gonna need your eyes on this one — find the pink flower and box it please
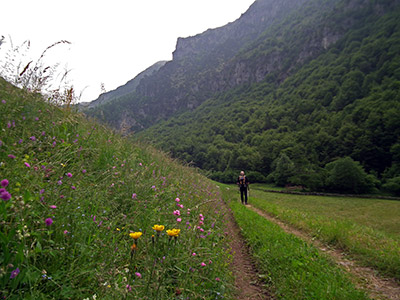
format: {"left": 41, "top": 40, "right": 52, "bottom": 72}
{"left": 71, "top": 186, "right": 76, "bottom": 190}
{"left": 10, "top": 268, "right": 20, "bottom": 279}
{"left": 1, "top": 190, "right": 11, "bottom": 201}
{"left": 45, "top": 218, "right": 53, "bottom": 226}
{"left": 64, "top": 230, "right": 69, "bottom": 235}
{"left": 176, "top": 218, "right": 182, "bottom": 223}
{"left": 1, "top": 179, "right": 9, "bottom": 187}
{"left": 49, "top": 205, "right": 57, "bottom": 209}
{"left": 67, "top": 173, "right": 72, "bottom": 178}
{"left": 126, "top": 284, "right": 132, "bottom": 292}
{"left": 175, "top": 197, "right": 180, "bottom": 202}
{"left": 135, "top": 272, "right": 142, "bottom": 278}
{"left": 173, "top": 210, "right": 181, "bottom": 216}
{"left": 201, "top": 262, "right": 206, "bottom": 267}
{"left": 192, "top": 252, "right": 196, "bottom": 256}
{"left": 7, "top": 154, "right": 16, "bottom": 159}
{"left": 24, "top": 162, "right": 31, "bottom": 168}
{"left": 215, "top": 277, "right": 221, "bottom": 281}
{"left": 82, "top": 169, "right": 87, "bottom": 174}
{"left": 132, "top": 193, "right": 137, "bottom": 199}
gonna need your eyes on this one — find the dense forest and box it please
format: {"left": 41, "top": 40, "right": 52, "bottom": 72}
{"left": 140, "top": 5, "right": 400, "bottom": 194}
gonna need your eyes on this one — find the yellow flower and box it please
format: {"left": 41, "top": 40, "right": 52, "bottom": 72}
{"left": 166, "top": 229, "right": 181, "bottom": 237}
{"left": 129, "top": 232, "right": 143, "bottom": 240}
{"left": 152, "top": 224, "right": 165, "bottom": 232}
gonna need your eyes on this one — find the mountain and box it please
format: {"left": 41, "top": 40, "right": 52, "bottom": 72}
{"left": 85, "top": 0, "right": 400, "bottom": 193}
{"left": 85, "top": 60, "right": 167, "bottom": 109}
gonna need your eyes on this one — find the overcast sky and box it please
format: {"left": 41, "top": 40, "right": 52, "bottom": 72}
{"left": 1, "top": 0, "right": 255, "bottom": 102}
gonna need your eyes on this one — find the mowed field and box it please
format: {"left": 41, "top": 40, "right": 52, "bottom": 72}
{"left": 248, "top": 184, "right": 400, "bottom": 279}
{"left": 251, "top": 184, "right": 400, "bottom": 236}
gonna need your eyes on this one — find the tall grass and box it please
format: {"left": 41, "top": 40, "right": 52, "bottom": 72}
{"left": 249, "top": 187, "right": 400, "bottom": 280}
{"left": 220, "top": 185, "right": 369, "bottom": 300}
{"left": 0, "top": 78, "right": 233, "bottom": 299}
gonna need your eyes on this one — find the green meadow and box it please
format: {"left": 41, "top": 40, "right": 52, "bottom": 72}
{"left": 248, "top": 185, "right": 400, "bottom": 279}
{"left": 220, "top": 184, "right": 370, "bottom": 300}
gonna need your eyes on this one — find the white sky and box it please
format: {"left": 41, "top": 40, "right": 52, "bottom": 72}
{"left": 0, "top": 0, "right": 255, "bottom": 102}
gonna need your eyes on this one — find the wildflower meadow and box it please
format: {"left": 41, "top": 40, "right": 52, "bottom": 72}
{"left": 0, "top": 77, "right": 233, "bottom": 299}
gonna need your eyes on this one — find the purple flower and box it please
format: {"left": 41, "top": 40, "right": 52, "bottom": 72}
{"left": 8, "top": 154, "right": 16, "bottom": 159}
{"left": 1, "top": 190, "right": 11, "bottom": 201}
{"left": 1, "top": 179, "right": 9, "bottom": 187}
{"left": 40, "top": 189, "right": 45, "bottom": 194}
{"left": 82, "top": 169, "right": 87, "bottom": 174}
{"left": 30, "top": 136, "right": 36, "bottom": 141}
{"left": 18, "top": 139, "right": 23, "bottom": 144}
{"left": 71, "top": 186, "right": 76, "bottom": 190}
{"left": 10, "top": 268, "right": 20, "bottom": 279}
{"left": 24, "top": 162, "right": 31, "bottom": 168}
{"left": 45, "top": 218, "right": 53, "bottom": 226}
{"left": 1, "top": 100, "right": 6, "bottom": 104}
{"left": 57, "top": 180, "right": 62, "bottom": 185}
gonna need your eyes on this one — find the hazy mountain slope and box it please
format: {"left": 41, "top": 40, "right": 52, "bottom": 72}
{"left": 86, "top": 60, "right": 167, "bottom": 109}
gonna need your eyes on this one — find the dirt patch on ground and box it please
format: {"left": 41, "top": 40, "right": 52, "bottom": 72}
{"left": 247, "top": 204, "right": 400, "bottom": 300}
{"left": 224, "top": 205, "right": 273, "bottom": 299}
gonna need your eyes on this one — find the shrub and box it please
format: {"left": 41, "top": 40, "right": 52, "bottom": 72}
{"left": 324, "top": 157, "right": 378, "bottom": 194}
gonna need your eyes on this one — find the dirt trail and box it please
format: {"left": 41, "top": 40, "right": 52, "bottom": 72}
{"left": 224, "top": 206, "right": 273, "bottom": 299}
{"left": 246, "top": 204, "right": 400, "bottom": 300}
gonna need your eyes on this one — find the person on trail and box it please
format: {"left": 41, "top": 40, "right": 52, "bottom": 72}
{"left": 237, "top": 171, "right": 249, "bottom": 205}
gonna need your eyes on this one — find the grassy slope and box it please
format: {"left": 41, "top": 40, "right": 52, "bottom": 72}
{"left": 0, "top": 78, "right": 233, "bottom": 299}
{"left": 249, "top": 186, "right": 400, "bottom": 279}
{"left": 220, "top": 184, "right": 369, "bottom": 300}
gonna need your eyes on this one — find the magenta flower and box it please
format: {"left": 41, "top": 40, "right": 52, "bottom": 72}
{"left": 192, "top": 252, "right": 196, "bottom": 256}
{"left": 10, "top": 268, "right": 20, "bottom": 279}
{"left": 1, "top": 190, "right": 11, "bottom": 201}
{"left": 45, "top": 218, "right": 53, "bottom": 226}
{"left": 57, "top": 180, "right": 62, "bottom": 185}
{"left": 177, "top": 218, "right": 182, "bottom": 223}
{"left": 24, "top": 162, "right": 31, "bottom": 168}
{"left": 1, "top": 179, "right": 9, "bottom": 187}
{"left": 201, "top": 262, "right": 206, "bottom": 267}
{"left": 66, "top": 173, "right": 72, "bottom": 178}
{"left": 71, "top": 186, "right": 76, "bottom": 190}
{"left": 135, "top": 272, "right": 142, "bottom": 278}
{"left": 49, "top": 205, "right": 57, "bottom": 209}
{"left": 126, "top": 284, "right": 132, "bottom": 292}
{"left": 215, "top": 277, "right": 221, "bottom": 282}
{"left": 64, "top": 230, "right": 69, "bottom": 235}
{"left": 173, "top": 210, "right": 181, "bottom": 216}
{"left": 82, "top": 169, "right": 87, "bottom": 174}
{"left": 132, "top": 193, "right": 137, "bottom": 199}
{"left": 8, "top": 154, "right": 16, "bottom": 159}
{"left": 175, "top": 197, "right": 180, "bottom": 202}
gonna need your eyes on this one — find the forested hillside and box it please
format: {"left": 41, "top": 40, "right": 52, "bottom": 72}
{"left": 85, "top": 0, "right": 400, "bottom": 194}
{"left": 140, "top": 2, "right": 400, "bottom": 193}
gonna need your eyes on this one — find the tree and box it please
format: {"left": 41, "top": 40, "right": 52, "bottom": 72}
{"left": 324, "top": 157, "right": 377, "bottom": 194}
{"left": 268, "top": 153, "right": 296, "bottom": 186}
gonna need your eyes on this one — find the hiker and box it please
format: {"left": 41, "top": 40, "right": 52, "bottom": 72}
{"left": 237, "top": 171, "right": 249, "bottom": 205}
